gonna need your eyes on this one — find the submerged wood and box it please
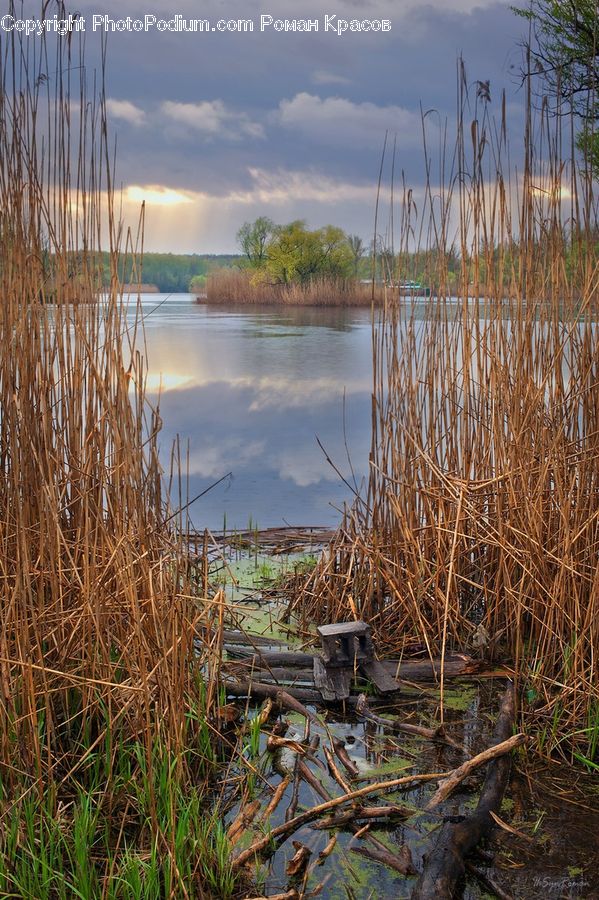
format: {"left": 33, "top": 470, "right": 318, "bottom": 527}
{"left": 232, "top": 771, "right": 444, "bottom": 868}
{"left": 355, "top": 693, "right": 462, "bottom": 749}
{"left": 352, "top": 842, "right": 416, "bottom": 876}
{"left": 312, "top": 805, "right": 413, "bottom": 829}
{"left": 332, "top": 737, "right": 360, "bottom": 778}
{"left": 411, "top": 684, "right": 518, "bottom": 899}
{"left": 466, "top": 862, "right": 515, "bottom": 900}
{"left": 424, "top": 733, "right": 525, "bottom": 809}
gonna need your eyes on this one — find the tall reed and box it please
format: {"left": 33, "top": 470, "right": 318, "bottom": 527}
{"left": 295, "top": 62, "right": 599, "bottom": 761}
{"left": 0, "top": 4, "right": 236, "bottom": 894}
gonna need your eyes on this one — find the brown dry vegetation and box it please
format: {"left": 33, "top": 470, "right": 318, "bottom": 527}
{"left": 0, "top": 10, "right": 237, "bottom": 898}
{"left": 206, "top": 268, "right": 382, "bottom": 306}
{"left": 291, "top": 67, "right": 599, "bottom": 763}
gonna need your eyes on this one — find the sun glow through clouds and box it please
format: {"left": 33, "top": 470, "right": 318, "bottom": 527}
{"left": 126, "top": 185, "right": 193, "bottom": 206}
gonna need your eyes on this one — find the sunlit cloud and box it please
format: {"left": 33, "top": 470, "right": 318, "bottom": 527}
{"left": 278, "top": 93, "right": 426, "bottom": 148}
{"left": 126, "top": 185, "right": 194, "bottom": 206}
{"left": 116, "top": 168, "right": 378, "bottom": 251}
{"left": 106, "top": 98, "right": 146, "bottom": 126}
{"left": 161, "top": 99, "right": 265, "bottom": 141}
{"left": 232, "top": 168, "right": 376, "bottom": 205}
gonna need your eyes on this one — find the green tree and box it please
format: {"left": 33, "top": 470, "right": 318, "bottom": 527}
{"left": 513, "top": 1, "right": 598, "bottom": 174}
{"left": 237, "top": 217, "right": 275, "bottom": 267}
{"left": 264, "top": 221, "right": 353, "bottom": 285}
{"left": 347, "top": 234, "right": 365, "bottom": 276}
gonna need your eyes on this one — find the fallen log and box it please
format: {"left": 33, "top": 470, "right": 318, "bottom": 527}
{"left": 424, "top": 732, "right": 525, "bottom": 809}
{"left": 225, "top": 648, "right": 481, "bottom": 682}
{"left": 411, "top": 683, "right": 519, "bottom": 900}
{"left": 227, "top": 665, "right": 319, "bottom": 685}
{"left": 224, "top": 679, "right": 322, "bottom": 708}
{"left": 312, "top": 805, "right": 413, "bottom": 830}
{"left": 222, "top": 630, "right": 286, "bottom": 647}
{"left": 225, "top": 647, "right": 315, "bottom": 667}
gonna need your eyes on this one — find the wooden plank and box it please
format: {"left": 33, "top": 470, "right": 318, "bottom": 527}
{"left": 224, "top": 647, "right": 315, "bottom": 666}
{"left": 317, "top": 621, "right": 370, "bottom": 636}
{"left": 313, "top": 656, "right": 351, "bottom": 701}
{"left": 222, "top": 630, "right": 286, "bottom": 647}
{"left": 360, "top": 660, "right": 401, "bottom": 694}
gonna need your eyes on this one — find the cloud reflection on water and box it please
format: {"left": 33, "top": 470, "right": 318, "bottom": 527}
{"left": 138, "top": 298, "right": 372, "bottom": 528}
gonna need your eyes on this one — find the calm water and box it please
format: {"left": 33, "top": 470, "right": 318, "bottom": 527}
{"left": 134, "top": 294, "right": 373, "bottom": 530}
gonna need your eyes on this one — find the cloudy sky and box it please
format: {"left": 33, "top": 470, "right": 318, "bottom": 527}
{"left": 50, "top": 0, "right": 526, "bottom": 252}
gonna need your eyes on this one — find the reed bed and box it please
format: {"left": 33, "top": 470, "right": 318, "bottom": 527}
{"left": 206, "top": 268, "right": 382, "bottom": 305}
{"left": 293, "top": 69, "right": 599, "bottom": 763}
{"left": 0, "top": 7, "right": 242, "bottom": 897}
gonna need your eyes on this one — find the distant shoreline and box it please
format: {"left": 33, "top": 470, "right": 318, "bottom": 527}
{"left": 201, "top": 270, "right": 433, "bottom": 306}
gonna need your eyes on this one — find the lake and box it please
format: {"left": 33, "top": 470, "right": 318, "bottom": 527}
{"left": 134, "top": 294, "right": 373, "bottom": 531}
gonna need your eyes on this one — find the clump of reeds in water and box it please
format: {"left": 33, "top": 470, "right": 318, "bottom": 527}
{"left": 206, "top": 267, "right": 381, "bottom": 305}
{"left": 294, "top": 63, "right": 599, "bottom": 764}
{"left": 0, "top": 6, "right": 240, "bottom": 896}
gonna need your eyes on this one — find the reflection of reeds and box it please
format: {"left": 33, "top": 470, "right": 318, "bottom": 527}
{"left": 295, "top": 65, "right": 599, "bottom": 760}
{"left": 206, "top": 269, "right": 382, "bottom": 305}
{"left": 0, "top": 9, "right": 235, "bottom": 894}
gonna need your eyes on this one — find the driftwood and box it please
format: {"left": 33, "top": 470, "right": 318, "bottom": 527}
{"left": 258, "top": 776, "right": 291, "bottom": 823}
{"left": 424, "top": 733, "right": 525, "bottom": 809}
{"left": 225, "top": 647, "right": 315, "bottom": 666}
{"left": 317, "top": 834, "right": 337, "bottom": 863}
{"left": 232, "top": 771, "right": 444, "bottom": 868}
{"left": 352, "top": 842, "right": 416, "bottom": 877}
{"left": 308, "top": 744, "right": 419, "bottom": 876}
{"left": 227, "top": 799, "right": 261, "bottom": 847}
{"left": 222, "top": 630, "right": 285, "bottom": 647}
{"left": 411, "top": 684, "right": 519, "bottom": 900}
{"left": 356, "top": 694, "right": 463, "bottom": 751}
{"left": 225, "top": 679, "right": 323, "bottom": 709}
{"left": 244, "top": 892, "right": 299, "bottom": 900}
{"left": 298, "top": 760, "right": 329, "bottom": 802}
{"left": 332, "top": 737, "right": 360, "bottom": 778}
{"left": 285, "top": 840, "right": 311, "bottom": 877}
{"left": 312, "top": 804, "right": 413, "bottom": 830}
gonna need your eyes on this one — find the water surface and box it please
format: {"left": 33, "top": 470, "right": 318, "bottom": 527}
{"left": 135, "top": 295, "right": 373, "bottom": 530}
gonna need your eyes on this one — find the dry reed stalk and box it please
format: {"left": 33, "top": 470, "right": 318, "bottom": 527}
{"left": 293, "top": 60, "right": 599, "bottom": 758}
{"left": 206, "top": 269, "right": 382, "bottom": 306}
{"left": 0, "top": 4, "right": 216, "bottom": 793}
